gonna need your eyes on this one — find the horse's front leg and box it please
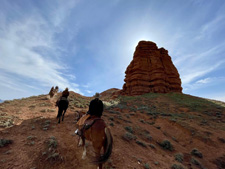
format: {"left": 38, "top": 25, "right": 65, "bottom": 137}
{"left": 81, "top": 137, "right": 86, "bottom": 159}
{"left": 62, "top": 109, "right": 67, "bottom": 121}
{"left": 57, "top": 109, "right": 61, "bottom": 123}
{"left": 57, "top": 114, "right": 61, "bottom": 123}
{"left": 78, "top": 136, "right": 83, "bottom": 147}
{"left": 62, "top": 111, "right": 65, "bottom": 121}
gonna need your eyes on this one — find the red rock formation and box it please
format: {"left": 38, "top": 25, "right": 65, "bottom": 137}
{"left": 122, "top": 41, "right": 182, "bottom": 95}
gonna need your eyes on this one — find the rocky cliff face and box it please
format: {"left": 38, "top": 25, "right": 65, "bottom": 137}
{"left": 122, "top": 41, "right": 182, "bottom": 95}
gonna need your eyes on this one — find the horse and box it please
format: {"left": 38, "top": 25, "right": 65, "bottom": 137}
{"left": 75, "top": 110, "right": 86, "bottom": 122}
{"left": 78, "top": 117, "right": 113, "bottom": 169}
{"left": 56, "top": 97, "right": 69, "bottom": 123}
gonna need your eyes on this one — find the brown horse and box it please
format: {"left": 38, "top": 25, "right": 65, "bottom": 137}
{"left": 78, "top": 117, "right": 113, "bottom": 169}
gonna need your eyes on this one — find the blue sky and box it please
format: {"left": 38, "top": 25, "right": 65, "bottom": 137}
{"left": 0, "top": 0, "right": 225, "bottom": 102}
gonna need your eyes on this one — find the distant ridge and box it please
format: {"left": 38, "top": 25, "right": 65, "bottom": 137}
{"left": 0, "top": 99, "right": 4, "bottom": 103}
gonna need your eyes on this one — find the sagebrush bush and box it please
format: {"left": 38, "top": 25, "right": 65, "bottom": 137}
{"left": 109, "top": 117, "right": 114, "bottom": 121}
{"left": 122, "top": 132, "right": 136, "bottom": 141}
{"left": 27, "top": 136, "right": 36, "bottom": 140}
{"left": 48, "top": 136, "right": 57, "bottom": 148}
{"left": 149, "top": 144, "right": 156, "bottom": 149}
{"left": 158, "top": 140, "right": 174, "bottom": 151}
{"left": 0, "top": 139, "right": 13, "bottom": 147}
{"left": 190, "top": 157, "right": 203, "bottom": 168}
{"left": 139, "top": 119, "right": 145, "bottom": 123}
{"left": 175, "top": 153, "right": 184, "bottom": 163}
{"left": 191, "top": 148, "right": 203, "bottom": 158}
{"left": 124, "top": 126, "right": 133, "bottom": 133}
{"left": 136, "top": 140, "right": 147, "bottom": 147}
{"left": 171, "top": 164, "right": 185, "bottom": 169}
{"left": 143, "top": 163, "right": 150, "bottom": 169}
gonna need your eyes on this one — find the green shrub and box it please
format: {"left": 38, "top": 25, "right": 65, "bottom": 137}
{"left": 47, "top": 109, "right": 55, "bottom": 112}
{"left": 122, "top": 132, "right": 136, "bottom": 141}
{"left": 175, "top": 153, "right": 184, "bottom": 163}
{"left": 172, "top": 136, "right": 177, "bottom": 142}
{"left": 125, "top": 114, "right": 130, "bottom": 118}
{"left": 124, "top": 126, "right": 133, "bottom": 133}
{"left": 27, "top": 136, "right": 36, "bottom": 140}
{"left": 147, "top": 122, "right": 155, "bottom": 125}
{"left": 143, "top": 163, "right": 150, "bottom": 169}
{"left": 0, "top": 139, "right": 13, "bottom": 147}
{"left": 158, "top": 140, "right": 174, "bottom": 151}
{"left": 190, "top": 158, "right": 204, "bottom": 168}
{"left": 136, "top": 140, "right": 147, "bottom": 147}
{"left": 145, "top": 134, "right": 152, "bottom": 141}
{"left": 149, "top": 144, "right": 156, "bottom": 149}
{"left": 170, "top": 118, "right": 177, "bottom": 122}
{"left": 31, "top": 125, "right": 35, "bottom": 130}
{"left": 154, "top": 161, "right": 159, "bottom": 165}
{"left": 139, "top": 119, "right": 145, "bottom": 123}
{"left": 171, "top": 164, "right": 185, "bottom": 169}
{"left": 116, "top": 115, "right": 123, "bottom": 120}
{"left": 218, "top": 137, "right": 225, "bottom": 143}
{"left": 109, "top": 122, "right": 114, "bottom": 127}
{"left": 47, "top": 152, "right": 60, "bottom": 160}
{"left": 40, "top": 109, "right": 46, "bottom": 112}
{"left": 109, "top": 117, "right": 114, "bottom": 121}
{"left": 191, "top": 148, "right": 203, "bottom": 158}
{"left": 48, "top": 136, "right": 57, "bottom": 148}
{"left": 29, "top": 105, "right": 36, "bottom": 109}
{"left": 155, "top": 126, "right": 161, "bottom": 129}
{"left": 109, "top": 110, "right": 121, "bottom": 114}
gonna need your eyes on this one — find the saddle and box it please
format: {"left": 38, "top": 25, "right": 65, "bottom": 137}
{"left": 56, "top": 96, "right": 68, "bottom": 106}
{"left": 76, "top": 116, "right": 104, "bottom": 137}
{"left": 83, "top": 116, "right": 103, "bottom": 130}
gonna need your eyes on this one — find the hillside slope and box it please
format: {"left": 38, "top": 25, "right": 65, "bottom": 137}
{"left": 0, "top": 91, "right": 225, "bottom": 169}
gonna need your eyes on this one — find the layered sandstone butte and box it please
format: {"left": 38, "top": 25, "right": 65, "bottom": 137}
{"left": 122, "top": 41, "right": 182, "bottom": 95}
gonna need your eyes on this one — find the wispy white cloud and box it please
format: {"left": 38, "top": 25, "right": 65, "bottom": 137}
{"left": 0, "top": 71, "right": 27, "bottom": 93}
{"left": 48, "top": 0, "right": 79, "bottom": 28}
{"left": 82, "top": 84, "right": 90, "bottom": 88}
{"left": 176, "top": 40, "right": 225, "bottom": 85}
{"left": 181, "top": 60, "right": 224, "bottom": 85}
{"left": 0, "top": 0, "right": 81, "bottom": 99}
{"left": 183, "top": 76, "right": 225, "bottom": 92}
{"left": 86, "top": 90, "right": 92, "bottom": 94}
{"left": 195, "top": 15, "right": 225, "bottom": 40}
{"left": 196, "top": 78, "right": 211, "bottom": 84}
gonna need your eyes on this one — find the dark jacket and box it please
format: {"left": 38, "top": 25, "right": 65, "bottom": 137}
{"left": 87, "top": 98, "right": 103, "bottom": 117}
{"left": 62, "top": 90, "right": 69, "bottom": 98}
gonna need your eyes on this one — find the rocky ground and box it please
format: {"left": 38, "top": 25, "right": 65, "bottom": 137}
{"left": 0, "top": 90, "right": 225, "bottom": 169}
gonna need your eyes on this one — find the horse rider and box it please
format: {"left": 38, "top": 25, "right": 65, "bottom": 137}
{"left": 56, "top": 87, "right": 69, "bottom": 106}
{"left": 75, "top": 93, "right": 103, "bottom": 135}
{"left": 49, "top": 86, "right": 55, "bottom": 98}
